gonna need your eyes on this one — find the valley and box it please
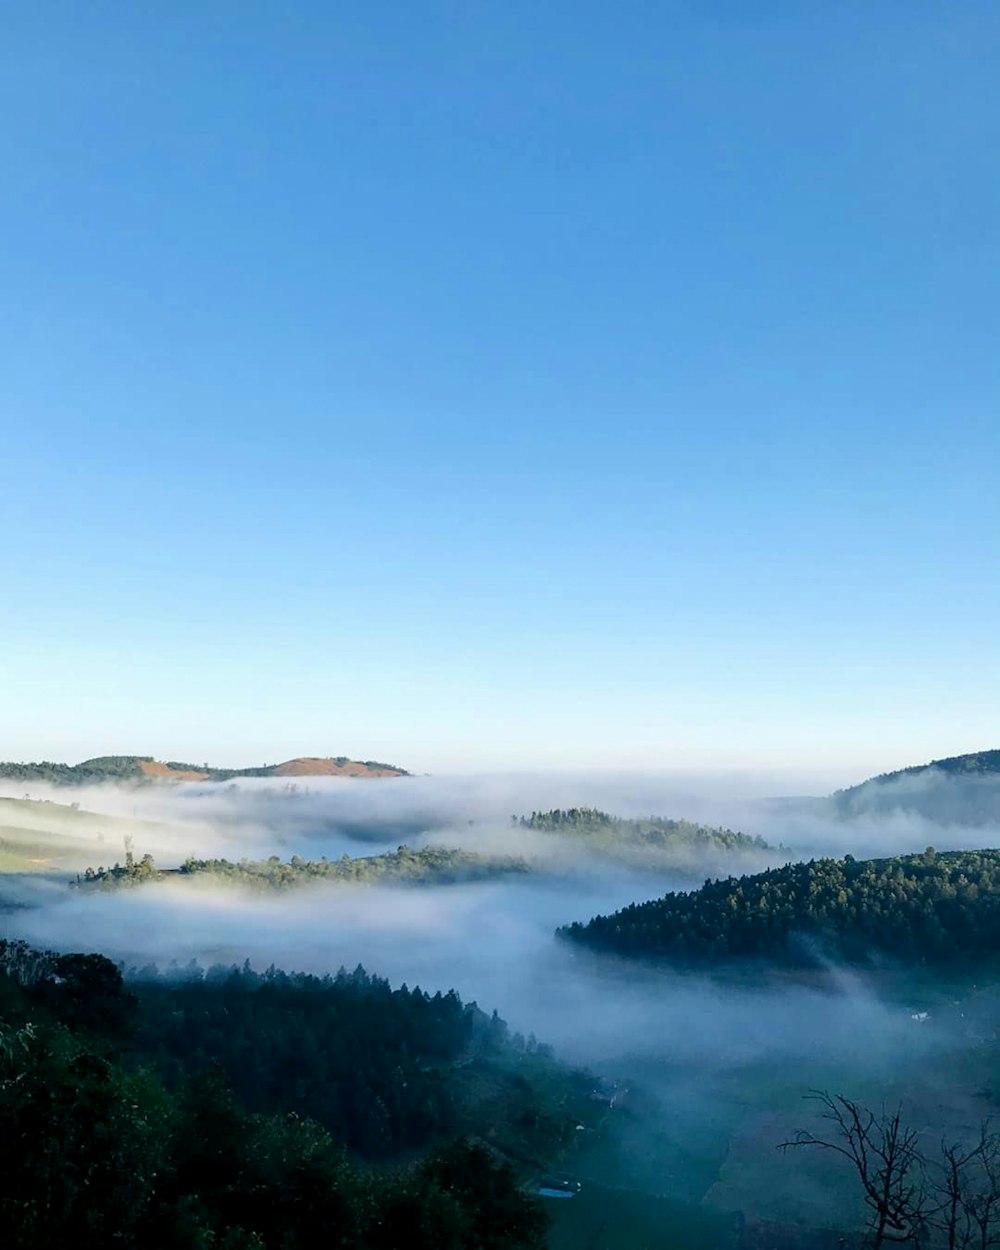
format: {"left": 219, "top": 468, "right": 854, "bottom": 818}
{"left": 3, "top": 751, "right": 1000, "bottom": 1247}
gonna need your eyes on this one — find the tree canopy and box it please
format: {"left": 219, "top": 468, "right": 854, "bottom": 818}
{"left": 518, "top": 807, "right": 777, "bottom": 856}
{"left": 0, "top": 938, "right": 567, "bottom": 1248}
{"left": 78, "top": 845, "right": 532, "bottom": 891}
{"left": 559, "top": 847, "right": 1000, "bottom": 966}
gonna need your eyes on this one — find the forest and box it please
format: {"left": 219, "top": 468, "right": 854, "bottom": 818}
{"left": 559, "top": 846, "right": 1000, "bottom": 966}
{"left": 77, "top": 845, "right": 532, "bottom": 891}
{"left": 0, "top": 755, "right": 156, "bottom": 785}
{"left": 0, "top": 937, "right": 581, "bottom": 1249}
{"left": 75, "top": 810, "right": 778, "bottom": 894}
{"left": 518, "top": 807, "right": 778, "bottom": 856}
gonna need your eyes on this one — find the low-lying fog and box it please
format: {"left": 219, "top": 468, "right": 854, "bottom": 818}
{"left": 6, "top": 768, "right": 999, "bottom": 1227}
{"left": 2, "top": 768, "right": 992, "bottom": 1074}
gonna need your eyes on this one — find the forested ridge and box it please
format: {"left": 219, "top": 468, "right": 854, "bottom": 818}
{"left": 77, "top": 845, "right": 531, "bottom": 890}
{"left": 836, "top": 749, "right": 1000, "bottom": 795}
{"left": 829, "top": 749, "right": 1000, "bottom": 824}
{"left": 559, "top": 847, "right": 1000, "bottom": 966}
{"left": 76, "top": 809, "right": 772, "bottom": 891}
{"left": 0, "top": 755, "right": 157, "bottom": 785}
{"left": 518, "top": 807, "right": 777, "bottom": 855}
{"left": 0, "top": 938, "right": 578, "bottom": 1248}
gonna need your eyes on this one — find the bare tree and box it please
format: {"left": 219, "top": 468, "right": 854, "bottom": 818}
{"left": 933, "top": 1138, "right": 980, "bottom": 1250}
{"left": 953, "top": 1128, "right": 1000, "bottom": 1250}
{"left": 780, "top": 1092, "right": 927, "bottom": 1248}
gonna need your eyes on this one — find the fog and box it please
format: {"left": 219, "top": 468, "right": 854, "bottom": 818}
{"left": 9, "top": 871, "right": 938, "bottom": 1073}
{"left": 1, "top": 768, "right": 987, "bottom": 1066}
{"left": 4, "top": 768, "right": 996, "bottom": 1231}
{"left": 5, "top": 765, "right": 998, "bottom": 867}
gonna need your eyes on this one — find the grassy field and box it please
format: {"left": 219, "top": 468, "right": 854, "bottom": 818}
{"left": 0, "top": 829, "right": 79, "bottom": 872}
{"left": 547, "top": 1183, "right": 731, "bottom": 1250}
{"left": 0, "top": 796, "right": 166, "bottom": 873}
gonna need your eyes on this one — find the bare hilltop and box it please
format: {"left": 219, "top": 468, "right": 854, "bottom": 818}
{"left": 0, "top": 754, "right": 408, "bottom": 785}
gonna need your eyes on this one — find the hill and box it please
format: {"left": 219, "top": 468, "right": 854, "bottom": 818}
{"left": 517, "top": 807, "right": 781, "bottom": 867}
{"left": 0, "top": 938, "right": 582, "bottom": 1248}
{"left": 0, "top": 796, "right": 173, "bottom": 874}
{"left": 0, "top": 754, "right": 409, "bottom": 786}
{"left": 269, "top": 755, "right": 405, "bottom": 778}
{"left": 76, "top": 845, "right": 532, "bottom": 891}
{"left": 559, "top": 846, "right": 1000, "bottom": 967}
{"left": 830, "top": 749, "right": 1000, "bottom": 824}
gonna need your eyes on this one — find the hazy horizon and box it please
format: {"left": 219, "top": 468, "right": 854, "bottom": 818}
{"left": 0, "top": 742, "right": 990, "bottom": 790}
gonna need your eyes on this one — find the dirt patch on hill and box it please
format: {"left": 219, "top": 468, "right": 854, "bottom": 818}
{"left": 138, "top": 761, "right": 210, "bottom": 781}
{"left": 271, "top": 758, "right": 405, "bottom": 778}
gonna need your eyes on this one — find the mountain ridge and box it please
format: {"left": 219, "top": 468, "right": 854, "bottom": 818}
{"left": 0, "top": 754, "right": 408, "bottom": 785}
{"left": 828, "top": 748, "right": 1000, "bottom": 824}
{"left": 835, "top": 748, "right": 1000, "bottom": 796}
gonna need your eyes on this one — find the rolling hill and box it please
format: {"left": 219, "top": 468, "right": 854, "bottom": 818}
{"left": 77, "top": 845, "right": 533, "bottom": 891}
{"left": 829, "top": 749, "right": 1000, "bottom": 825}
{"left": 0, "top": 796, "right": 173, "bottom": 873}
{"left": 517, "top": 807, "right": 777, "bottom": 854}
{"left": 0, "top": 754, "right": 409, "bottom": 786}
{"left": 559, "top": 846, "right": 1000, "bottom": 967}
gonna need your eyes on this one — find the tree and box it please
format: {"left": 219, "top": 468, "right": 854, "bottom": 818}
{"left": 781, "top": 1095, "right": 1000, "bottom": 1250}
{"left": 930, "top": 1128, "right": 1000, "bottom": 1250}
{"left": 780, "top": 1092, "right": 927, "bottom": 1247}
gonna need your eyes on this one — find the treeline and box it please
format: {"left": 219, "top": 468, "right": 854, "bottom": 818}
{"left": 835, "top": 749, "right": 1000, "bottom": 795}
{"left": 559, "top": 847, "right": 1000, "bottom": 966}
{"left": 518, "top": 807, "right": 776, "bottom": 855}
{"left": 829, "top": 750, "right": 1000, "bottom": 824}
{"left": 78, "top": 845, "right": 532, "bottom": 890}
{"left": 129, "top": 961, "right": 556, "bottom": 1159}
{"left": 0, "top": 754, "right": 153, "bottom": 785}
{"left": 0, "top": 939, "right": 563, "bottom": 1248}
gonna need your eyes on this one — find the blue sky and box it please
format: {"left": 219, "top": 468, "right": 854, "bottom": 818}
{"left": 1, "top": 2, "right": 997, "bottom": 778}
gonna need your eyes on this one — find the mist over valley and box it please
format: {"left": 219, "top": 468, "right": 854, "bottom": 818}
{"left": 4, "top": 751, "right": 1000, "bottom": 1247}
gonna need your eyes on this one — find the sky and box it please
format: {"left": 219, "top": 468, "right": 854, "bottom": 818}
{"left": 0, "top": 1, "right": 997, "bottom": 778}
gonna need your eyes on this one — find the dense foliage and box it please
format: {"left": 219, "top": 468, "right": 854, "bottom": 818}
{"left": 0, "top": 755, "right": 153, "bottom": 784}
{"left": 0, "top": 939, "right": 558, "bottom": 1248}
{"left": 559, "top": 847, "right": 1000, "bottom": 966}
{"left": 131, "top": 962, "right": 504, "bottom": 1157}
{"left": 78, "top": 845, "right": 531, "bottom": 891}
{"left": 518, "top": 807, "right": 776, "bottom": 856}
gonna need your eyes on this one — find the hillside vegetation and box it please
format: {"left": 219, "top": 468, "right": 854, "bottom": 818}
{"left": 829, "top": 749, "right": 1000, "bottom": 824}
{"left": 559, "top": 846, "right": 1000, "bottom": 966}
{"left": 77, "top": 845, "right": 532, "bottom": 891}
{"left": 0, "top": 937, "right": 590, "bottom": 1248}
{"left": 518, "top": 807, "right": 778, "bottom": 858}
{"left": 0, "top": 754, "right": 408, "bottom": 785}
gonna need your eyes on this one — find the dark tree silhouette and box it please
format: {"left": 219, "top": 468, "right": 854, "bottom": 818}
{"left": 780, "top": 1093, "right": 926, "bottom": 1247}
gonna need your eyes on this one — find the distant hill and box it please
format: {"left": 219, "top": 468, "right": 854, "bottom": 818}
{"left": 77, "top": 845, "right": 531, "bottom": 891}
{"left": 0, "top": 754, "right": 409, "bottom": 786}
{"left": 830, "top": 749, "right": 1000, "bottom": 825}
{"left": 517, "top": 807, "right": 781, "bottom": 864}
{"left": 559, "top": 846, "right": 1000, "bottom": 967}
